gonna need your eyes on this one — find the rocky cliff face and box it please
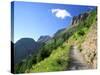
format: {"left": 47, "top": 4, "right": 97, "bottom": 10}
{"left": 80, "top": 23, "right": 97, "bottom": 68}
{"left": 72, "top": 12, "right": 89, "bottom": 26}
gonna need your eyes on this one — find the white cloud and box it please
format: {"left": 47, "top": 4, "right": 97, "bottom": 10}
{"left": 51, "top": 9, "right": 72, "bottom": 19}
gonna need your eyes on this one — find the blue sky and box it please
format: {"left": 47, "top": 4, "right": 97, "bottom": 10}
{"left": 12, "top": 1, "right": 96, "bottom": 43}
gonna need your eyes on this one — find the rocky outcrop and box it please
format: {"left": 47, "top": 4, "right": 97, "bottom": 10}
{"left": 80, "top": 23, "right": 97, "bottom": 68}
{"left": 72, "top": 12, "right": 89, "bottom": 26}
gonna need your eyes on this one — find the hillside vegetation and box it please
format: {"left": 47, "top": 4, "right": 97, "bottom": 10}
{"left": 15, "top": 9, "right": 97, "bottom": 73}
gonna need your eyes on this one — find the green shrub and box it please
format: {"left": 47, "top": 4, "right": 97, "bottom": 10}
{"left": 77, "top": 29, "right": 85, "bottom": 36}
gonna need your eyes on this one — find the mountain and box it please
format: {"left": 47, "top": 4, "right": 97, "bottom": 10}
{"left": 37, "top": 35, "right": 51, "bottom": 43}
{"left": 72, "top": 12, "right": 89, "bottom": 26}
{"left": 53, "top": 13, "right": 90, "bottom": 39}
{"left": 14, "top": 36, "right": 51, "bottom": 64}
{"left": 53, "top": 28, "right": 66, "bottom": 38}
{"left": 15, "top": 9, "right": 97, "bottom": 73}
{"left": 14, "top": 38, "right": 40, "bottom": 64}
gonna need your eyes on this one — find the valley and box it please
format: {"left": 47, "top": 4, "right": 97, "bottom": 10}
{"left": 14, "top": 9, "right": 97, "bottom": 73}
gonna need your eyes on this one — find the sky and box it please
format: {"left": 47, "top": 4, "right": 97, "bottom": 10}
{"left": 12, "top": 1, "right": 96, "bottom": 43}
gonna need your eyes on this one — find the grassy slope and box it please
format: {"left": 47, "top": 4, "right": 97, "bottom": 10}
{"left": 29, "top": 42, "right": 71, "bottom": 72}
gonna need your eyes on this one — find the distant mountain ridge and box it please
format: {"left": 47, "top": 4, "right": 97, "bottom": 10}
{"left": 37, "top": 35, "right": 51, "bottom": 43}
{"left": 14, "top": 38, "right": 40, "bottom": 63}
{"left": 14, "top": 35, "right": 51, "bottom": 64}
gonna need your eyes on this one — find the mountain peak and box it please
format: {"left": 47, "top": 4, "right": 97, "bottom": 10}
{"left": 37, "top": 35, "right": 51, "bottom": 43}
{"left": 16, "top": 38, "right": 35, "bottom": 43}
{"left": 72, "top": 12, "right": 89, "bottom": 26}
{"left": 14, "top": 38, "right": 38, "bottom": 63}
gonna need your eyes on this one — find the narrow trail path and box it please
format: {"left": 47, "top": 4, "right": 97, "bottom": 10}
{"left": 68, "top": 45, "right": 91, "bottom": 70}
